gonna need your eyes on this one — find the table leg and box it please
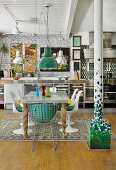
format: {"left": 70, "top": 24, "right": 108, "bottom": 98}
{"left": 61, "top": 103, "right": 67, "bottom": 138}
{"left": 23, "top": 103, "right": 28, "bottom": 138}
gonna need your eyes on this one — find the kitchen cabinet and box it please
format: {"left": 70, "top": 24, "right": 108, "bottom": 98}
{"left": 4, "top": 84, "right": 23, "bottom": 109}
{"left": 84, "top": 83, "right": 116, "bottom": 107}
{"left": 104, "top": 84, "right": 116, "bottom": 104}
{"left": 0, "top": 84, "right": 4, "bottom": 108}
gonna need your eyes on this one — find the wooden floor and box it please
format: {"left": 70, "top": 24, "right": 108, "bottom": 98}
{"left": 0, "top": 109, "right": 116, "bottom": 170}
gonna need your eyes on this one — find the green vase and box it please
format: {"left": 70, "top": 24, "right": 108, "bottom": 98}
{"left": 46, "top": 88, "right": 51, "bottom": 97}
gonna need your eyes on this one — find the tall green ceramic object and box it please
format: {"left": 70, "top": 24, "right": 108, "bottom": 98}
{"left": 87, "top": 0, "right": 111, "bottom": 149}
{"left": 45, "top": 87, "right": 51, "bottom": 97}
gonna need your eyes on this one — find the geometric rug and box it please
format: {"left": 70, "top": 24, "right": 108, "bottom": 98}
{"left": 0, "top": 110, "right": 14, "bottom": 114}
{"left": 0, "top": 118, "right": 116, "bottom": 141}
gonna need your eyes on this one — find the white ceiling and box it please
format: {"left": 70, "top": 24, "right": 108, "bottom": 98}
{"left": 0, "top": 0, "right": 116, "bottom": 36}
{"left": 0, "top": 0, "right": 71, "bottom": 35}
{"left": 71, "top": 0, "right": 116, "bottom": 33}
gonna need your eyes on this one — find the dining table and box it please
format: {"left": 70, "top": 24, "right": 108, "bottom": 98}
{"left": 21, "top": 91, "right": 69, "bottom": 138}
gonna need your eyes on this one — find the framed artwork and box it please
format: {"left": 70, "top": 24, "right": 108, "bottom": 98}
{"left": 73, "top": 49, "right": 81, "bottom": 60}
{"left": 25, "top": 44, "right": 37, "bottom": 58}
{"left": 12, "top": 63, "right": 23, "bottom": 73}
{"left": 10, "top": 43, "right": 22, "bottom": 58}
{"left": 73, "top": 61, "right": 81, "bottom": 71}
{"left": 10, "top": 43, "right": 23, "bottom": 72}
{"left": 24, "top": 59, "right": 36, "bottom": 73}
{"left": 40, "top": 47, "right": 70, "bottom": 72}
{"left": 73, "top": 36, "right": 81, "bottom": 47}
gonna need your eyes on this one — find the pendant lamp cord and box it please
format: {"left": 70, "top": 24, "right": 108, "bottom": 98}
{"left": 46, "top": 5, "right": 50, "bottom": 46}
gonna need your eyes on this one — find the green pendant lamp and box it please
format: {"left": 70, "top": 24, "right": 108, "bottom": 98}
{"left": 38, "top": 47, "right": 58, "bottom": 69}
{"left": 38, "top": 5, "right": 58, "bottom": 69}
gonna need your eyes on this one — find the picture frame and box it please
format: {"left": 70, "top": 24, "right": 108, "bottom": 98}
{"left": 73, "top": 61, "right": 81, "bottom": 71}
{"left": 24, "top": 59, "right": 37, "bottom": 73}
{"left": 24, "top": 44, "right": 37, "bottom": 59}
{"left": 73, "top": 49, "right": 81, "bottom": 60}
{"left": 73, "top": 36, "right": 81, "bottom": 47}
{"left": 10, "top": 43, "right": 23, "bottom": 73}
{"left": 10, "top": 43, "right": 23, "bottom": 58}
{"left": 40, "top": 47, "right": 70, "bottom": 72}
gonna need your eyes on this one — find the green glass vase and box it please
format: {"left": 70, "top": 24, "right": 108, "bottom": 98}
{"left": 46, "top": 87, "right": 51, "bottom": 97}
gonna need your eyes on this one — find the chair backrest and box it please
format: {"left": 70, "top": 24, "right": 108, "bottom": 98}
{"left": 70, "top": 88, "right": 79, "bottom": 106}
{"left": 72, "top": 90, "right": 83, "bottom": 112}
{"left": 10, "top": 91, "right": 16, "bottom": 104}
{"left": 10, "top": 91, "right": 23, "bottom": 113}
{"left": 17, "top": 88, "right": 22, "bottom": 99}
{"left": 28, "top": 103, "right": 57, "bottom": 123}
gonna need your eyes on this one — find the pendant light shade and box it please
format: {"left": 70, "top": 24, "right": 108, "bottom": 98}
{"left": 38, "top": 5, "right": 58, "bottom": 69}
{"left": 56, "top": 49, "right": 67, "bottom": 64}
{"left": 38, "top": 47, "right": 58, "bottom": 69}
{"left": 12, "top": 50, "right": 23, "bottom": 64}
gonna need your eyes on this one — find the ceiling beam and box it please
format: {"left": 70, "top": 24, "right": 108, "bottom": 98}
{"left": 66, "top": 0, "right": 79, "bottom": 38}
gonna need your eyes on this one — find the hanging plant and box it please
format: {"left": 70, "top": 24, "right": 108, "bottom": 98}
{"left": 0, "top": 43, "right": 8, "bottom": 70}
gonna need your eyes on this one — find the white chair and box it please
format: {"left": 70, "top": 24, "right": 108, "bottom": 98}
{"left": 10, "top": 91, "right": 32, "bottom": 135}
{"left": 64, "top": 90, "right": 83, "bottom": 133}
{"left": 15, "top": 88, "right": 34, "bottom": 127}
{"left": 58, "top": 88, "right": 79, "bottom": 125}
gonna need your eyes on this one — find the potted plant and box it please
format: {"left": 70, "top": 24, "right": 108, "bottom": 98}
{"left": 0, "top": 43, "right": 8, "bottom": 70}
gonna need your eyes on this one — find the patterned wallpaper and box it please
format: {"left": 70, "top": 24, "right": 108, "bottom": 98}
{"left": 0, "top": 34, "right": 115, "bottom": 79}
{"left": 0, "top": 34, "right": 73, "bottom": 77}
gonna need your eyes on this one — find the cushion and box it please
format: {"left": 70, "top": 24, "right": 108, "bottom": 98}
{"left": 67, "top": 105, "right": 74, "bottom": 111}
{"left": 16, "top": 104, "right": 22, "bottom": 112}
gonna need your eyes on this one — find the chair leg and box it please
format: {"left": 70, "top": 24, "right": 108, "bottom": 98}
{"left": 32, "top": 123, "right": 37, "bottom": 151}
{"left": 66, "top": 114, "right": 79, "bottom": 133}
{"left": 50, "top": 125, "right": 58, "bottom": 151}
{"left": 58, "top": 116, "right": 74, "bottom": 125}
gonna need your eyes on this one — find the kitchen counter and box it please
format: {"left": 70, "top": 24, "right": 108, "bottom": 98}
{"left": 0, "top": 78, "right": 116, "bottom": 84}
{"left": 88, "top": 79, "right": 116, "bottom": 85}
{"left": 0, "top": 78, "right": 89, "bottom": 84}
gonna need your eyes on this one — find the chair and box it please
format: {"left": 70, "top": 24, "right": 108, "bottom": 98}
{"left": 28, "top": 103, "right": 58, "bottom": 151}
{"left": 13, "top": 88, "right": 34, "bottom": 127}
{"left": 10, "top": 91, "right": 32, "bottom": 135}
{"left": 65, "top": 90, "right": 83, "bottom": 133}
{"left": 58, "top": 88, "right": 79, "bottom": 125}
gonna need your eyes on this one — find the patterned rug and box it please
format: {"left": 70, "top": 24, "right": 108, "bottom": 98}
{"left": 0, "top": 118, "right": 116, "bottom": 141}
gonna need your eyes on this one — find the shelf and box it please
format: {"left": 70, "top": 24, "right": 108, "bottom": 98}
{"left": 71, "top": 85, "right": 83, "bottom": 88}
{"left": 104, "top": 100, "right": 116, "bottom": 103}
{"left": 85, "top": 101, "right": 94, "bottom": 103}
{"left": 104, "top": 92, "right": 116, "bottom": 93}
{"left": 0, "top": 101, "right": 4, "bottom": 104}
{"left": 57, "top": 89, "right": 68, "bottom": 91}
